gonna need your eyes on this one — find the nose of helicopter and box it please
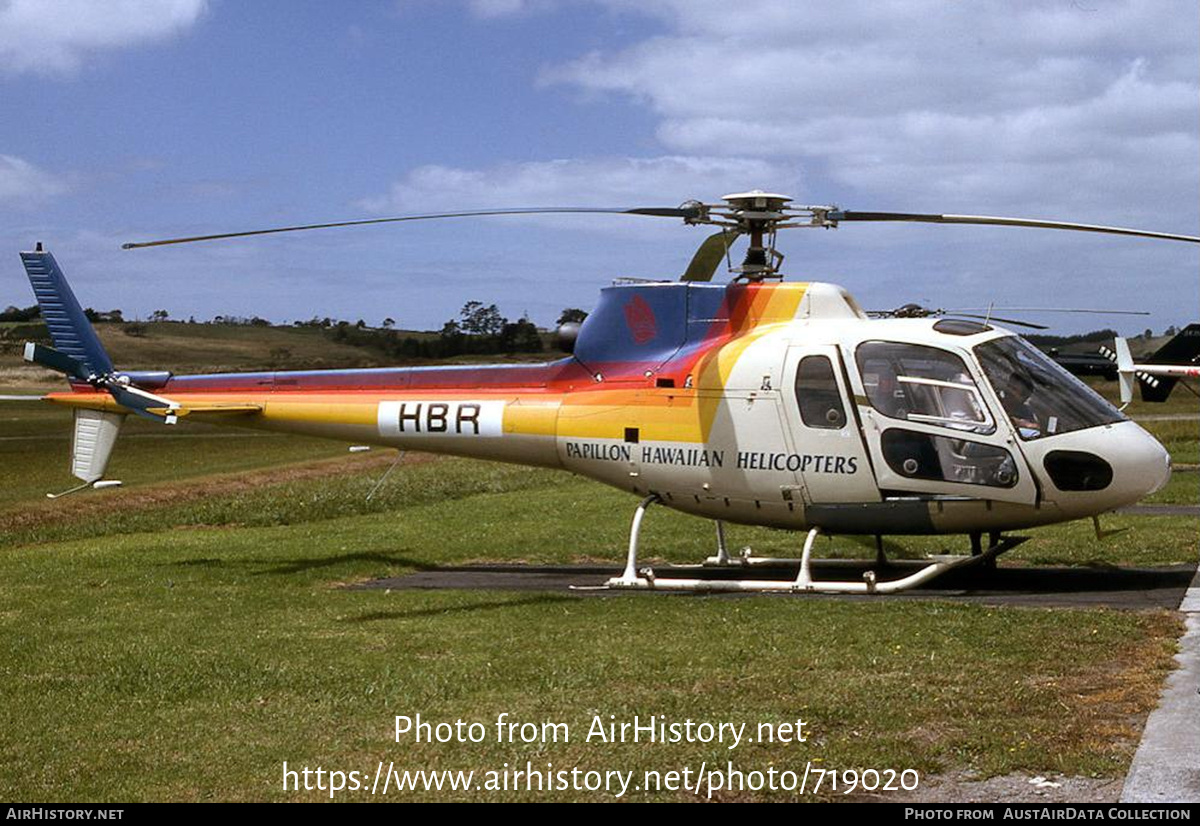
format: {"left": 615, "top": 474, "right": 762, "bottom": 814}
{"left": 1097, "top": 421, "right": 1172, "bottom": 506}
{"left": 1035, "top": 421, "right": 1170, "bottom": 516}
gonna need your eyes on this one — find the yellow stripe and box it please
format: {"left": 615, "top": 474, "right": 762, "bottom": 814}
{"left": 558, "top": 391, "right": 710, "bottom": 442}
{"left": 503, "top": 399, "right": 559, "bottom": 436}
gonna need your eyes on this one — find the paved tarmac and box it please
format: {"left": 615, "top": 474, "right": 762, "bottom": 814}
{"left": 1119, "top": 504, "right": 1200, "bottom": 517}
{"left": 356, "top": 560, "right": 1196, "bottom": 610}
{"left": 1121, "top": 569, "right": 1200, "bottom": 803}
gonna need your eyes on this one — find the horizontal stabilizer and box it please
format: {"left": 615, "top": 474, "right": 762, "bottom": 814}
{"left": 172, "top": 402, "right": 263, "bottom": 417}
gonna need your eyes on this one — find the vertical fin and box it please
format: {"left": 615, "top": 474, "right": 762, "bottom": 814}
{"left": 1139, "top": 324, "right": 1200, "bottom": 402}
{"left": 70, "top": 408, "right": 125, "bottom": 483}
{"left": 20, "top": 248, "right": 114, "bottom": 378}
{"left": 1113, "top": 337, "right": 1134, "bottom": 408}
{"left": 1146, "top": 324, "right": 1200, "bottom": 365}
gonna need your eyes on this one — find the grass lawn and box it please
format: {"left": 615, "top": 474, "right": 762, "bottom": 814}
{"left": 0, "top": 515, "right": 1183, "bottom": 801}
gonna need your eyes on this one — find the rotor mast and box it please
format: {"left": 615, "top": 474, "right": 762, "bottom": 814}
{"left": 687, "top": 191, "right": 842, "bottom": 281}
{"left": 717, "top": 191, "right": 792, "bottom": 279}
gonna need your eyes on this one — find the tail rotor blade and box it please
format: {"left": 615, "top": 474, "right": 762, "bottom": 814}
{"left": 107, "top": 383, "right": 180, "bottom": 424}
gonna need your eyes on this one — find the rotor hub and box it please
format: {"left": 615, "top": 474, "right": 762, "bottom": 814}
{"left": 715, "top": 191, "right": 796, "bottom": 280}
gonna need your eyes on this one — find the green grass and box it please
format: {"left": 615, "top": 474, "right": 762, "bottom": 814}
{"left": 1140, "top": 417, "right": 1200, "bottom": 466}
{"left": 0, "top": 400, "right": 352, "bottom": 510}
{"left": 0, "top": 522, "right": 1182, "bottom": 801}
{"left": 1141, "top": 471, "right": 1198, "bottom": 505}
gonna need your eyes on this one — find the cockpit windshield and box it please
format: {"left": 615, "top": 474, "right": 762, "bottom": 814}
{"left": 975, "top": 336, "right": 1125, "bottom": 440}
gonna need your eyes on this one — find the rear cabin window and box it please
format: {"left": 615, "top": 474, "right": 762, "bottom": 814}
{"left": 795, "top": 355, "right": 846, "bottom": 429}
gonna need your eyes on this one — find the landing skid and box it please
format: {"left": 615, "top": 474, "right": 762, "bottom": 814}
{"left": 605, "top": 494, "right": 1025, "bottom": 595}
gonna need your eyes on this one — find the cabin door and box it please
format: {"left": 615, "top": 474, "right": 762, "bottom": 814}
{"left": 778, "top": 345, "right": 876, "bottom": 504}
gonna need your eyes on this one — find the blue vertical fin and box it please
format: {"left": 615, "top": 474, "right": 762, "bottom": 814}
{"left": 20, "top": 247, "right": 114, "bottom": 378}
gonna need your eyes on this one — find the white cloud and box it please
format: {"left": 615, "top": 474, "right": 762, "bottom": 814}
{"left": 362, "top": 155, "right": 800, "bottom": 216}
{"left": 0, "top": 154, "right": 67, "bottom": 205}
{"left": 540, "top": 1, "right": 1199, "bottom": 224}
{"left": 0, "top": 0, "right": 207, "bottom": 75}
{"left": 466, "top": 0, "right": 557, "bottom": 19}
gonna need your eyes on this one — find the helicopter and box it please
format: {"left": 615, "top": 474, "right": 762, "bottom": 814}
{"left": 17, "top": 191, "right": 1200, "bottom": 594}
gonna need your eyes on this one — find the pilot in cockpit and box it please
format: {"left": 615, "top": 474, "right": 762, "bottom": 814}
{"left": 999, "top": 372, "right": 1040, "bottom": 438}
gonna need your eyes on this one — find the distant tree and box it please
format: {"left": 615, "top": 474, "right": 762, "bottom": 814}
{"left": 459, "top": 301, "right": 505, "bottom": 337}
{"left": 1165, "top": 325, "right": 1178, "bottom": 337}
{"left": 500, "top": 316, "right": 543, "bottom": 353}
{"left": 437, "top": 319, "right": 465, "bottom": 357}
{"left": 0, "top": 305, "right": 40, "bottom": 322}
{"left": 557, "top": 308, "right": 588, "bottom": 326}
{"left": 382, "top": 317, "right": 395, "bottom": 330}
{"left": 355, "top": 319, "right": 366, "bottom": 329}
{"left": 107, "top": 309, "right": 124, "bottom": 322}
{"left": 1144, "top": 328, "right": 1154, "bottom": 339}
{"left": 150, "top": 309, "right": 169, "bottom": 322}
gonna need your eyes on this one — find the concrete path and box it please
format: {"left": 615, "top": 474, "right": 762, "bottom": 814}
{"left": 1121, "top": 569, "right": 1200, "bottom": 803}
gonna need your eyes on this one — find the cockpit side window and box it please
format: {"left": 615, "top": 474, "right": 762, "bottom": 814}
{"left": 855, "top": 342, "right": 994, "bottom": 435}
{"left": 975, "top": 336, "right": 1125, "bottom": 440}
{"left": 795, "top": 355, "right": 846, "bottom": 429}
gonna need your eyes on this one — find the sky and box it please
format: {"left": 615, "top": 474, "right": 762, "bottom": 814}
{"left": 1, "top": 0, "right": 1196, "bottom": 335}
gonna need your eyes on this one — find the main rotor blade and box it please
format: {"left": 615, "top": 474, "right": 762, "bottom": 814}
{"left": 827, "top": 211, "right": 1200, "bottom": 243}
{"left": 945, "top": 307, "right": 1150, "bottom": 316}
{"left": 952, "top": 313, "right": 1048, "bottom": 330}
{"left": 681, "top": 230, "right": 740, "bottom": 282}
{"left": 122, "top": 206, "right": 704, "bottom": 249}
